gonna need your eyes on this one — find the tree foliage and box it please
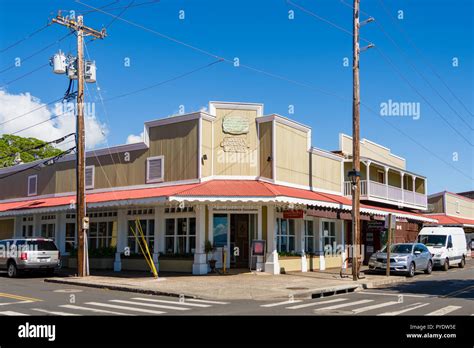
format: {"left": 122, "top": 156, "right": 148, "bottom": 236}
{"left": 0, "top": 134, "right": 63, "bottom": 168}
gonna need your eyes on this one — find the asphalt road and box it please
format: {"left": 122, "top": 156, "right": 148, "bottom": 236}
{"left": 0, "top": 261, "right": 473, "bottom": 316}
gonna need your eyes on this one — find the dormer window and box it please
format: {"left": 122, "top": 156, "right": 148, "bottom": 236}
{"left": 85, "top": 165, "right": 95, "bottom": 189}
{"left": 146, "top": 156, "right": 164, "bottom": 183}
{"left": 27, "top": 175, "right": 37, "bottom": 196}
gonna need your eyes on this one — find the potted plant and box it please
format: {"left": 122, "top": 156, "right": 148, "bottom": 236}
{"left": 204, "top": 240, "right": 217, "bottom": 273}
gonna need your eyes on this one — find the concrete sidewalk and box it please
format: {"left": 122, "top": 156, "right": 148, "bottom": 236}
{"left": 45, "top": 268, "right": 406, "bottom": 300}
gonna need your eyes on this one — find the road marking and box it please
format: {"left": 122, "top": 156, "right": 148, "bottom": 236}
{"left": 54, "top": 289, "right": 83, "bottom": 293}
{"left": 352, "top": 301, "right": 399, "bottom": 314}
{"left": 0, "top": 292, "right": 42, "bottom": 302}
{"left": 110, "top": 299, "right": 190, "bottom": 311}
{"left": 360, "top": 291, "right": 427, "bottom": 298}
{"left": 131, "top": 298, "right": 211, "bottom": 307}
{"left": 440, "top": 285, "right": 474, "bottom": 298}
{"left": 85, "top": 302, "right": 165, "bottom": 314}
{"left": 60, "top": 304, "right": 133, "bottom": 316}
{"left": 378, "top": 302, "right": 430, "bottom": 316}
{"left": 187, "top": 299, "right": 229, "bottom": 305}
{"left": 0, "top": 300, "right": 34, "bottom": 306}
{"left": 31, "top": 308, "right": 80, "bottom": 316}
{"left": 0, "top": 311, "right": 29, "bottom": 316}
{"left": 425, "top": 305, "right": 462, "bottom": 316}
{"left": 261, "top": 299, "right": 303, "bottom": 308}
{"left": 286, "top": 298, "right": 347, "bottom": 309}
{"left": 315, "top": 299, "right": 373, "bottom": 311}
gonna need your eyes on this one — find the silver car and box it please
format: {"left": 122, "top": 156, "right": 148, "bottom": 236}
{"left": 368, "top": 243, "right": 433, "bottom": 277}
{"left": 0, "top": 238, "right": 61, "bottom": 278}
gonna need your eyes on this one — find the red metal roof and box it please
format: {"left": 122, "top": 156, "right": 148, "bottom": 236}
{"left": 425, "top": 214, "right": 474, "bottom": 226}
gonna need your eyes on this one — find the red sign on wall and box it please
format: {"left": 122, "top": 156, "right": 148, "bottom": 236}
{"left": 283, "top": 210, "right": 304, "bottom": 219}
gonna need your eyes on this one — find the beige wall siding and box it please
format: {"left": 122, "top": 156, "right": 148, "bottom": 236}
{"left": 312, "top": 153, "right": 342, "bottom": 193}
{"left": 0, "top": 166, "right": 56, "bottom": 200}
{"left": 212, "top": 108, "right": 259, "bottom": 176}
{"left": 258, "top": 121, "right": 273, "bottom": 179}
{"left": 201, "top": 119, "right": 213, "bottom": 178}
{"left": 275, "top": 123, "right": 309, "bottom": 186}
{"left": 445, "top": 193, "right": 474, "bottom": 219}
{"left": 340, "top": 134, "right": 406, "bottom": 169}
{"left": 0, "top": 219, "right": 14, "bottom": 239}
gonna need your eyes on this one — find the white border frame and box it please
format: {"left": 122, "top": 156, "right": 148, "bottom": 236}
{"left": 27, "top": 175, "right": 37, "bottom": 197}
{"left": 85, "top": 165, "right": 95, "bottom": 190}
{"left": 146, "top": 156, "right": 165, "bottom": 184}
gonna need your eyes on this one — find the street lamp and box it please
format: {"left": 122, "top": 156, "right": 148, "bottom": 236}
{"left": 348, "top": 169, "right": 360, "bottom": 188}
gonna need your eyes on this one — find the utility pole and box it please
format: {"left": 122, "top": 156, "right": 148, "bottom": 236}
{"left": 351, "top": 0, "right": 361, "bottom": 281}
{"left": 52, "top": 12, "right": 106, "bottom": 277}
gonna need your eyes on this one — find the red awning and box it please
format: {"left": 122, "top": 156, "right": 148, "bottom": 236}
{"left": 425, "top": 214, "right": 474, "bottom": 227}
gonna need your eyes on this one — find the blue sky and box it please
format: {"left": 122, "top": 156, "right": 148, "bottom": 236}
{"left": 0, "top": 0, "right": 472, "bottom": 194}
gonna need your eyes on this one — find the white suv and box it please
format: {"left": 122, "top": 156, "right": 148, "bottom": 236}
{"left": 0, "top": 238, "right": 61, "bottom": 278}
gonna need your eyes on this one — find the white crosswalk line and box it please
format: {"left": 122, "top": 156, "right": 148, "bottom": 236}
{"left": 0, "top": 300, "right": 34, "bottom": 306}
{"left": 286, "top": 298, "right": 347, "bottom": 309}
{"left": 187, "top": 299, "right": 229, "bottom": 305}
{"left": 0, "top": 311, "right": 29, "bottom": 316}
{"left": 32, "top": 308, "right": 80, "bottom": 316}
{"left": 110, "top": 299, "right": 190, "bottom": 311}
{"left": 351, "top": 301, "right": 399, "bottom": 314}
{"left": 315, "top": 299, "right": 373, "bottom": 311}
{"left": 85, "top": 302, "right": 165, "bottom": 314}
{"left": 425, "top": 305, "right": 462, "bottom": 316}
{"left": 378, "top": 302, "right": 430, "bottom": 316}
{"left": 131, "top": 298, "right": 211, "bottom": 307}
{"left": 261, "top": 299, "right": 302, "bottom": 308}
{"left": 60, "top": 304, "right": 133, "bottom": 316}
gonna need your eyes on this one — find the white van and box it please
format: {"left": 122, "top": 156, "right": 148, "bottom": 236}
{"left": 417, "top": 226, "right": 467, "bottom": 270}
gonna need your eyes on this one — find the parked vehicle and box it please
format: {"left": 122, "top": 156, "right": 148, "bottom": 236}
{"left": 0, "top": 238, "right": 61, "bottom": 278}
{"left": 417, "top": 226, "right": 467, "bottom": 271}
{"left": 368, "top": 243, "right": 433, "bottom": 277}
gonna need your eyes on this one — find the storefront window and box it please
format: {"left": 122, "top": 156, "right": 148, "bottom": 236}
{"left": 40, "top": 223, "right": 55, "bottom": 240}
{"left": 213, "top": 214, "right": 228, "bottom": 248}
{"left": 277, "top": 218, "right": 295, "bottom": 253}
{"left": 322, "top": 221, "right": 336, "bottom": 250}
{"left": 127, "top": 219, "right": 153, "bottom": 254}
{"left": 304, "top": 220, "right": 314, "bottom": 253}
{"left": 90, "top": 221, "right": 118, "bottom": 250}
{"left": 65, "top": 222, "right": 76, "bottom": 252}
{"left": 164, "top": 217, "right": 196, "bottom": 254}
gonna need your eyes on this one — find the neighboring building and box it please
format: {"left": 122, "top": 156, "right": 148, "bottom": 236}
{"left": 426, "top": 191, "right": 474, "bottom": 251}
{"left": 0, "top": 101, "right": 435, "bottom": 274}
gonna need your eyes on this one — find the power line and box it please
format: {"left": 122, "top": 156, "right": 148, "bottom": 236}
{"left": 0, "top": 23, "right": 51, "bottom": 54}
{"left": 0, "top": 62, "right": 50, "bottom": 88}
{"left": 0, "top": 97, "right": 64, "bottom": 127}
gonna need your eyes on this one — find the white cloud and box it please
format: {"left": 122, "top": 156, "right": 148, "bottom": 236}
{"left": 126, "top": 131, "right": 143, "bottom": 144}
{"left": 0, "top": 89, "right": 108, "bottom": 150}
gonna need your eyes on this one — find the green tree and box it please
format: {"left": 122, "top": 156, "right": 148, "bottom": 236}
{"left": 0, "top": 134, "right": 63, "bottom": 168}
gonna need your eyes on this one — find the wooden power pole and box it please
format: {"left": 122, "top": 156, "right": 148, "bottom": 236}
{"left": 351, "top": 0, "right": 361, "bottom": 281}
{"left": 52, "top": 13, "right": 106, "bottom": 277}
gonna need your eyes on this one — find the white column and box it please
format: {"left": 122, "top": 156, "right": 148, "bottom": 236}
{"left": 412, "top": 175, "right": 417, "bottom": 203}
{"left": 114, "top": 209, "right": 127, "bottom": 272}
{"left": 300, "top": 219, "right": 307, "bottom": 272}
{"left": 56, "top": 213, "right": 66, "bottom": 254}
{"left": 264, "top": 205, "right": 280, "bottom": 274}
{"left": 366, "top": 161, "right": 371, "bottom": 197}
{"left": 384, "top": 166, "right": 389, "bottom": 199}
{"left": 193, "top": 205, "right": 208, "bottom": 275}
{"left": 401, "top": 172, "right": 405, "bottom": 204}
{"left": 154, "top": 206, "right": 164, "bottom": 272}
{"left": 256, "top": 206, "right": 264, "bottom": 271}
{"left": 14, "top": 216, "right": 22, "bottom": 238}
{"left": 33, "top": 214, "right": 40, "bottom": 237}
{"left": 340, "top": 220, "right": 346, "bottom": 268}
{"left": 319, "top": 219, "right": 325, "bottom": 271}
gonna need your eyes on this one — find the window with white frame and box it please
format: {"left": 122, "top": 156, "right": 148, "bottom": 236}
{"left": 27, "top": 175, "right": 37, "bottom": 196}
{"left": 85, "top": 165, "right": 95, "bottom": 189}
{"left": 277, "top": 218, "right": 295, "bottom": 253}
{"left": 304, "top": 220, "right": 315, "bottom": 253}
{"left": 89, "top": 221, "right": 118, "bottom": 249}
{"left": 165, "top": 217, "right": 196, "bottom": 254}
{"left": 22, "top": 216, "right": 34, "bottom": 238}
{"left": 65, "top": 214, "right": 76, "bottom": 253}
{"left": 146, "top": 156, "right": 164, "bottom": 183}
{"left": 322, "top": 220, "right": 336, "bottom": 251}
{"left": 127, "top": 219, "right": 155, "bottom": 254}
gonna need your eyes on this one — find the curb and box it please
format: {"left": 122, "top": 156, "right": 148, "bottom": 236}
{"left": 44, "top": 278, "right": 198, "bottom": 299}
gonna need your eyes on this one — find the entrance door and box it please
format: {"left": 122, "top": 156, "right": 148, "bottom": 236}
{"left": 230, "top": 214, "right": 249, "bottom": 268}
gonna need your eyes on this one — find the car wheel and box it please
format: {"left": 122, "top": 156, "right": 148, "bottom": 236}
{"left": 442, "top": 258, "right": 449, "bottom": 271}
{"left": 458, "top": 256, "right": 465, "bottom": 268}
{"left": 407, "top": 262, "right": 415, "bottom": 277}
{"left": 7, "top": 262, "right": 18, "bottom": 278}
{"left": 424, "top": 260, "right": 433, "bottom": 274}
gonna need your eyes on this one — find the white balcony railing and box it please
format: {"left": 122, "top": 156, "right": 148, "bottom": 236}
{"left": 344, "top": 180, "right": 427, "bottom": 208}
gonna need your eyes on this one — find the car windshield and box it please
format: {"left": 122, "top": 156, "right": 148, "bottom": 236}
{"left": 26, "top": 240, "right": 58, "bottom": 251}
{"left": 418, "top": 235, "right": 446, "bottom": 247}
{"left": 381, "top": 244, "right": 413, "bottom": 254}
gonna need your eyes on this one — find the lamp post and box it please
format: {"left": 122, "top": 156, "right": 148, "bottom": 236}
{"left": 348, "top": 169, "right": 360, "bottom": 281}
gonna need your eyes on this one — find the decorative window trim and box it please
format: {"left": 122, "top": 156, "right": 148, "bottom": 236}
{"left": 85, "top": 165, "right": 95, "bottom": 190}
{"left": 27, "top": 175, "right": 38, "bottom": 196}
{"left": 146, "top": 156, "right": 164, "bottom": 183}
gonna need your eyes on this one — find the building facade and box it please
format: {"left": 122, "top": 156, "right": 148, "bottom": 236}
{"left": 0, "top": 101, "right": 436, "bottom": 274}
